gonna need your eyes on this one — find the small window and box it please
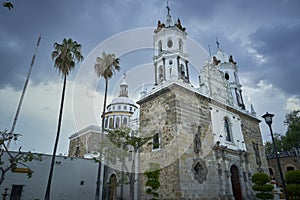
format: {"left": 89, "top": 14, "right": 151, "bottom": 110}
{"left": 167, "top": 39, "right": 173, "bottom": 48}
{"left": 225, "top": 73, "right": 229, "bottom": 80}
{"left": 224, "top": 118, "right": 232, "bottom": 142}
{"left": 130, "top": 107, "right": 132, "bottom": 112}
{"left": 118, "top": 105, "right": 121, "bottom": 110}
{"left": 113, "top": 106, "right": 115, "bottom": 110}
{"left": 124, "top": 105, "right": 127, "bottom": 110}
{"left": 10, "top": 185, "right": 23, "bottom": 200}
{"left": 153, "top": 133, "right": 160, "bottom": 150}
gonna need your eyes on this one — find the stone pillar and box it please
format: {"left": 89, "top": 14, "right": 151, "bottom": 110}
{"left": 154, "top": 63, "right": 158, "bottom": 85}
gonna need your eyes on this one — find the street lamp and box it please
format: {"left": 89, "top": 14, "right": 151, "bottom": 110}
{"left": 262, "top": 112, "right": 289, "bottom": 200}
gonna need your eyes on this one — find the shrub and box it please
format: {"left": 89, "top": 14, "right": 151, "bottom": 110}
{"left": 252, "top": 172, "right": 274, "bottom": 200}
{"left": 285, "top": 170, "right": 300, "bottom": 199}
{"left": 285, "top": 170, "right": 300, "bottom": 184}
{"left": 252, "top": 172, "right": 270, "bottom": 185}
{"left": 286, "top": 184, "right": 300, "bottom": 198}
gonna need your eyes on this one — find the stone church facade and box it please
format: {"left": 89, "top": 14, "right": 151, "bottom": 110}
{"left": 68, "top": 6, "right": 269, "bottom": 200}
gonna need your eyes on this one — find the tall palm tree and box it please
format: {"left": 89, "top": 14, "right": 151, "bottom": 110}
{"left": 94, "top": 52, "right": 120, "bottom": 200}
{"left": 94, "top": 51, "right": 120, "bottom": 132}
{"left": 44, "top": 38, "right": 83, "bottom": 200}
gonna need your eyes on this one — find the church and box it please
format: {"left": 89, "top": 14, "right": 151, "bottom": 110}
{"left": 68, "top": 5, "right": 268, "bottom": 200}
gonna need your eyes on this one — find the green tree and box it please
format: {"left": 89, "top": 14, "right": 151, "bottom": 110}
{"left": 0, "top": 130, "right": 42, "bottom": 185}
{"left": 44, "top": 38, "right": 83, "bottom": 200}
{"left": 284, "top": 110, "right": 300, "bottom": 151}
{"left": 144, "top": 163, "right": 160, "bottom": 200}
{"left": 265, "top": 110, "right": 300, "bottom": 156}
{"left": 252, "top": 172, "right": 274, "bottom": 200}
{"left": 285, "top": 170, "right": 300, "bottom": 199}
{"left": 2, "top": 1, "right": 13, "bottom": 10}
{"left": 97, "top": 127, "right": 151, "bottom": 200}
{"left": 94, "top": 51, "right": 120, "bottom": 133}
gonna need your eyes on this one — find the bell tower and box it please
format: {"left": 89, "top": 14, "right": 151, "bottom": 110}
{"left": 153, "top": 3, "right": 189, "bottom": 85}
{"left": 212, "top": 41, "right": 245, "bottom": 109}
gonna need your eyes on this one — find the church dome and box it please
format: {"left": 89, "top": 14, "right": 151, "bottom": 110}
{"left": 110, "top": 96, "right": 136, "bottom": 106}
{"left": 103, "top": 73, "right": 138, "bottom": 129}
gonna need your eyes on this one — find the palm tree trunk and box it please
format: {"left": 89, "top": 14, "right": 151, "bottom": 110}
{"left": 101, "top": 78, "right": 108, "bottom": 132}
{"left": 95, "top": 78, "right": 108, "bottom": 200}
{"left": 44, "top": 74, "right": 67, "bottom": 200}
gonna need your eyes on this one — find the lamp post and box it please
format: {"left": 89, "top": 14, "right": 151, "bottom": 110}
{"left": 262, "top": 112, "right": 289, "bottom": 200}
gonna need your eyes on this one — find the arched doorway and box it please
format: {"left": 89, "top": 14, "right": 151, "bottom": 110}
{"left": 108, "top": 174, "right": 117, "bottom": 200}
{"left": 230, "top": 165, "right": 242, "bottom": 200}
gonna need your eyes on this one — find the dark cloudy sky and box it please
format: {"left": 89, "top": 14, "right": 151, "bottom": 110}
{"left": 1, "top": 0, "right": 299, "bottom": 154}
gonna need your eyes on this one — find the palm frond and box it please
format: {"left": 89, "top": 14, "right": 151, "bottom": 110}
{"left": 51, "top": 38, "right": 84, "bottom": 77}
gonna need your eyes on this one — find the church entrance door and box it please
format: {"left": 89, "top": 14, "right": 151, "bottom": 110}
{"left": 108, "top": 174, "right": 117, "bottom": 200}
{"left": 230, "top": 165, "right": 242, "bottom": 200}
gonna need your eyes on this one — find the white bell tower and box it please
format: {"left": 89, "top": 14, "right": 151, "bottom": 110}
{"left": 213, "top": 41, "right": 245, "bottom": 109}
{"left": 153, "top": 3, "right": 189, "bottom": 85}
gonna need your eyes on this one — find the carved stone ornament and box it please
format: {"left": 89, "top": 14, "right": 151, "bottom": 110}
{"left": 191, "top": 158, "right": 208, "bottom": 184}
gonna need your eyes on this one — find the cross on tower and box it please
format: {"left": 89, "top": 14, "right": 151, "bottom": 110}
{"left": 166, "top": 1, "right": 171, "bottom": 16}
{"left": 216, "top": 37, "right": 220, "bottom": 49}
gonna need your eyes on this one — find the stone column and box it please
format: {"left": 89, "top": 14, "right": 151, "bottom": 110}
{"left": 154, "top": 63, "right": 158, "bottom": 85}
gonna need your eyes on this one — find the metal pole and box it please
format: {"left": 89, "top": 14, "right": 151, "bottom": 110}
{"left": 268, "top": 123, "right": 289, "bottom": 200}
{"left": 7, "top": 35, "right": 41, "bottom": 149}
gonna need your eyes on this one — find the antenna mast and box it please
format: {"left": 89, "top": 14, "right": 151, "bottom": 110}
{"left": 7, "top": 35, "right": 41, "bottom": 149}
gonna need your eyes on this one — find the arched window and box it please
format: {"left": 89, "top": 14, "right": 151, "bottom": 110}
{"left": 109, "top": 118, "right": 114, "bottom": 129}
{"left": 158, "top": 40, "right": 162, "bottom": 53}
{"left": 115, "top": 117, "right": 120, "bottom": 128}
{"left": 108, "top": 174, "right": 117, "bottom": 200}
{"left": 179, "top": 39, "right": 183, "bottom": 51}
{"left": 224, "top": 118, "right": 232, "bottom": 142}
{"left": 286, "top": 166, "right": 295, "bottom": 171}
{"left": 269, "top": 168, "right": 274, "bottom": 176}
{"left": 123, "top": 117, "right": 128, "bottom": 126}
{"left": 158, "top": 65, "right": 164, "bottom": 81}
{"left": 104, "top": 118, "right": 108, "bottom": 128}
{"left": 180, "top": 64, "right": 185, "bottom": 79}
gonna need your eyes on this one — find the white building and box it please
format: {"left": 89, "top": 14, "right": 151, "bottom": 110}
{"left": 0, "top": 152, "right": 98, "bottom": 200}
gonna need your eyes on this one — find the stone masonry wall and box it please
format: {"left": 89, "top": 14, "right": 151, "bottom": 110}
{"left": 138, "top": 83, "right": 268, "bottom": 199}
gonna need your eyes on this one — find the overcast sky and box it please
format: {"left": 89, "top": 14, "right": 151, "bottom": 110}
{"left": 1, "top": 0, "right": 299, "bottom": 155}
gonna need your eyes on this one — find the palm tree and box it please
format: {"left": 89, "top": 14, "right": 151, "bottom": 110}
{"left": 94, "top": 51, "right": 120, "bottom": 132}
{"left": 44, "top": 38, "right": 83, "bottom": 200}
{"left": 94, "top": 52, "right": 120, "bottom": 200}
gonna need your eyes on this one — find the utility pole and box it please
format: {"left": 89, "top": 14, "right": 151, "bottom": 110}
{"left": 7, "top": 35, "right": 41, "bottom": 149}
